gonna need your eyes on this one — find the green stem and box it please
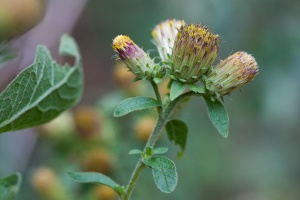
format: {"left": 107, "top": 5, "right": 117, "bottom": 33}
{"left": 123, "top": 91, "right": 198, "bottom": 200}
{"left": 150, "top": 80, "right": 163, "bottom": 116}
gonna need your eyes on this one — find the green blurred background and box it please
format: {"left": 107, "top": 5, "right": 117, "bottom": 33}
{"left": 1, "top": 0, "right": 300, "bottom": 199}
{"left": 74, "top": 1, "right": 300, "bottom": 198}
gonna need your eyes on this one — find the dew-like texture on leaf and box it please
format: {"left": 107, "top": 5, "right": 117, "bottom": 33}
{"left": 143, "top": 156, "right": 178, "bottom": 193}
{"left": 114, "top": 97, "right": 160, "bottom": 117}
{"left": 204, "top": 97, "right": 229, "bottom": 138}
{"left": 68, "top": 172, "right": 120, "bottom": 194}
{"left": 0, "top": 34, "right": 83, "bottom": 133}
{"left": 0, "top": 173, "right": 22, "bottom": 200}
{"left": 165, "top": 119, "right": 188, "bottom": 156}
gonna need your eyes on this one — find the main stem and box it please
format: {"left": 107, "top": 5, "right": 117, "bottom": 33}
{"left": 122, "top": 85, "right": 196, "bottom": 200}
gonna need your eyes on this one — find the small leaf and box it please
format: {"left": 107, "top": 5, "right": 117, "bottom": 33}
{"left": 114, "top": 97, "right": 160, "bottom": 117}
{"left": 0, "top": 173, "right": 22, "bottom": 200}
{"left": 152, "top": 147, "right": 168, "bottom": 155}
{"left": 68, "top": 172, "right": 122, "bottom": 194}
{"left": 170, "top": 81, "right": 185, "bottom": 101}
{"left": 204, "top": 97, "right": 229, "bottom": 138}
{"left": 153, "top": 77, "right": 162, "bottom": 84}
{"left": 165, "top": 119, "right": 188, "bottom": 156}
{"left": 188, "top": 84, "right": 206, "bottom": 94}
{"left": 143, "top": 156, "right": 177, "bottom": 193}
{"left": 0, "top": 34, "right": 83, "bottom": 134}
{"left": 0, "top": 43, "right": 16, "bottom": 67}
{"left": 128, "top": 149, "right": 143, "bottom": 155}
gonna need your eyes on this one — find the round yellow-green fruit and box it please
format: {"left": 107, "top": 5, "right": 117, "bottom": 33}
{"left": 0, "top": 0, "right": 46, "bottom": 41}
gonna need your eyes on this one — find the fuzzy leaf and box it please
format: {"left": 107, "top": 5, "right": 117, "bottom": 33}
{"left": 188, "top": 84, "right": 206, "bottom": 93}
{"left": 170, "top": 81, "right": 185, "bottom": 101}
{"left": 0, "top": 173, "right": 22, "bottom": 200}
{"left": 204, "top": 97, "right": 229, "bottom": 138}
{"left": 68, "top": 172, "right": 122, "bottom": 194}
{"left": 165, "top": 119, "right": 188, "bottom": 156}
{"left": 114, "top": 97, "right": 160, "bottom": 117}
{"left": 152, "top": 147, "right": 168, "bottom": 155}
{"left": 0, "top": 34, "right": 83, "bottom": 133}
{"left": 143, "top": 156, "right": 177, "bottom": 193}
{"left": 128, "top": 149, "right": 143, "bottom": 155}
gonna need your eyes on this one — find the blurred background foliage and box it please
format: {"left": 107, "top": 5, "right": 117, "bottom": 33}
{"left": 1, "top": 0, "right": 300, "bottom": 199}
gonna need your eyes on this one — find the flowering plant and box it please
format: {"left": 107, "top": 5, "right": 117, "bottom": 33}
{"left": 70, "top": 19, "right": 258, "bottom": 200}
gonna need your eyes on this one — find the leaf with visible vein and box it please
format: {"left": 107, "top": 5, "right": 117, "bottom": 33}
{"left": 68, "top": 172, "right": 122, "bottom": 194}
{"left": 114, "top": 97, "right": 160, "bottom": 117}
{"left": 204, "top": 97, "right": 229, "bottom": 138}
{"left": 0, "top": 34, "right": 83, "bottom": 133}
{"left": 165, "top": 119, "right": 188, "bottom": 157}
{"left": 143, "top": 156, "right": 178, "bottom": 193}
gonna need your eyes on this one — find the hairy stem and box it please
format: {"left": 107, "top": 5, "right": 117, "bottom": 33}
{"left": 150, "top": 80, "right": 163, "bottom": 117}
{"left": 122, "top": 88, "right": 198, "bottom": 200}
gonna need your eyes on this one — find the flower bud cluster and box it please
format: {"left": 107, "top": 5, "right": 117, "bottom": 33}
{"left": 112, "top": 19, "right": 258, "bottom": 97}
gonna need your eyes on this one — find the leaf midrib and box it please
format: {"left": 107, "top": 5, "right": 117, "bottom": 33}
{"left": 0, "top": 66, "right": 77, "bottom": 128}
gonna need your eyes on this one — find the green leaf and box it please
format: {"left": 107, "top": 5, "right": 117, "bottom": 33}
{"left": 0, "top": 43, "right": 16, "bottom": 67}
{"left": 143, "top": 156, "right": 177, "bottom": 193}
{"left": 128, "top": 149, "right": 143, "bottom": 155}
{"left": 114, "top": 97, "right": 160, "bottom": 117}
{"left": 165, "top": 119, "right": 188, "bottom": 157}
{"left": 0, "top": 34, "right": 83, "bottom": 134}
{"left": 188, "top": 84, "right": 206, "bottom": 94}
{"left": 204, "top": 97, "right": 229, "bottom": 138}
{"left": 0, "top": 173, "right": 22, "bottom": 200}
{"left": 152, "top": 147, "right": 168, "bottom": 155}
{"left": 170, "top": 81, "right": 185, "bottom": 101}
{"left": 68, "top": 172, "right": 122, "bottom": 194}
{"left": 153, "top": 77, "right": 162, "bottom": 84}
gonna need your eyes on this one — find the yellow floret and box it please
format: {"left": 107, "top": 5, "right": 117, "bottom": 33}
{"left": 112, "top": 35, "right": 133, "bottom": 51}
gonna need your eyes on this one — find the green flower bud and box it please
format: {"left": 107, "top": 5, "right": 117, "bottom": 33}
{"left": 171, "top": 24, "right": 219, "bottom": 83}
{"left": 152, "top": 19, "right": 185, "bottom": 61}
{"left": 205, "top": 51, "right": 259, "bottom": 96}
{"left": 112, "top": 35, "right": 164, "bottom": 80}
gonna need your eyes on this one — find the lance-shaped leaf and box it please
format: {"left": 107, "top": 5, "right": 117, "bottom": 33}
{"left": 165, "top": 119, "right": 188, "bottom": 157}
{"left": 0, "top": 43, "right": 16, "bottom": 67}
{"left": 0, "top": 34, "right": 83, "bottom": 133}
{"left": 0, "top": 173, "right": 22, "bottom": 200}
{"left": 114, "top": 97, "right": 160, "bottom": 117}
{"left": 170, "top": 81, "right": 185, "bottom": 101}
{"left": 68, "top": 172, "right": 122, "bottom": 195}
{"left": 143, "top": 156, "right": 177, "bottom": 193}
{"left": 204, "top": 97, "right": 229, "bottom": 138}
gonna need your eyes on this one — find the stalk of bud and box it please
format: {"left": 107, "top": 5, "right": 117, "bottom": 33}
{"left": 112, "top": 35, "right": 164, "bottom": 80}
{"left": 205, "top": 51, "right": 259, "bottom": 96}
{"left": 171, "top": 24, "right": 219, "bottom": 83}
{"left": 152, "top": 19, "right": 185, "bottom": 61}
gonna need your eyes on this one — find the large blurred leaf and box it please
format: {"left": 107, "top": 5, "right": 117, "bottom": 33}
{"left": 0, "top": 43, "right": 16, "bottom": 67}
{"left": 114, "top": 97, "right": 160, "bottom": 117}
{"left": 143, "top": 156, "right": 177, "bottom": 193}
{"left": 68, "top": 172, "right": 122, "bottom": 194}
{"left": 165, "top": 119, "right": 188, "bottom": 157}
{"left": 204, "top": 97, "right": 229, "bottom": 138}
{"left": 0, "top": 173, "right": 22, "bottom": 200}
{"left": 0, "top": 34, "right": 83, "bottom": 133}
